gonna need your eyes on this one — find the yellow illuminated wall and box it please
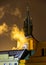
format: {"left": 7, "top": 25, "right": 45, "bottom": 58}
{"left": 27, "top": 37, "right": 37, "bottom": 50}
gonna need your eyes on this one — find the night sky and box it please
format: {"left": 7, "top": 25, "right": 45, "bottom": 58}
{"left": 0, "top": 0, "right": 46, "bottom": 51}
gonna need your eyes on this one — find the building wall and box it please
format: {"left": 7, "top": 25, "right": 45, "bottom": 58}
{"left": 24, "top": 42, "right": 46, "bottom": 64}
{"left": 33, "top": 42, "right": 46, "bottom": 56}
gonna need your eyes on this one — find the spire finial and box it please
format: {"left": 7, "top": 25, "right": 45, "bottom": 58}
{"left": 26, "top": 0, "right": 30, "bottom": 12}
{"left": 26, "top": 4, "right": 30, "bottom": 17}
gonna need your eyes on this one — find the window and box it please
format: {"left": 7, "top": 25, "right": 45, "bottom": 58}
{"left": 42, "top": 48, "right": 44, "bottom": 56}
{"left": 44, "top": 48, "right": 46, "bottom": 56}
{"left": 9, "top": 63, "right": 12, "bottom": 65}
{"left": 14, "top": 63, "right": 17, "bottom": 65}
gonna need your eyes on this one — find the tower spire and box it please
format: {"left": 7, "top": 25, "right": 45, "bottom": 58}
{"left": 23, "top": 6, "right": 33, "bottom": 37}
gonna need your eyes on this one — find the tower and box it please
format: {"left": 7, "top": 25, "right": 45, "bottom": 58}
{"left": 23, "top": 6, "right": 33, "bottom": 37}
{"left": 23, "top": 6, "right": 38, "bottom": 51}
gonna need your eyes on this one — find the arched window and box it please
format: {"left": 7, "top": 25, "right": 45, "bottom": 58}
{"left": 42, "top": 48, "right": 44, "bottom": 56}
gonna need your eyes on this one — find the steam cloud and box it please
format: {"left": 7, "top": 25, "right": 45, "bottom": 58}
{"left": 11, "top": 24, "right": 28, "bottom": 49}
{"left": 0, "top": 23, "right": 8, "bottom": 35}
